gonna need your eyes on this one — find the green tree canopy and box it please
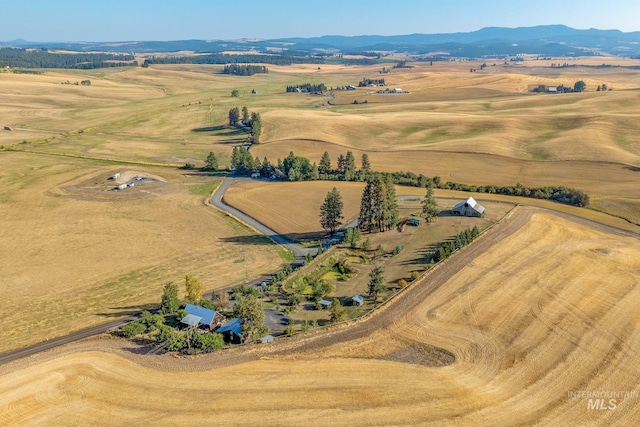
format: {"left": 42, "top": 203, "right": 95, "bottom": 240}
{"left": 361, "top": 153, "right": 371, "bottom": 172}
{"left": 228, "top": 107, "right": 240, "bottom": 125}
{"left": 204, "top": 151, "right": 218, "bottom": 171}
{"left": 320, "top": 187, "right": 344, "bottom": 234}
{"left": 233, "top": 294, "right": 269, "bottom": 342}
{"left": 319, "top": 151, "right": 332, "bottom": 175}
{"left": 421, "top": 183, "right": 439, "bottom": 221}
{"left": 573, "top": 80, "right": 586, "bottom": 92}
{"left": 329, "top": 298, "right": 346, "bottom": 322}
{"left": 367, "top": 266, "right": 386, "bottom": 301}
{"left": 160, "top": 282, "right": 180, "bottom": 314}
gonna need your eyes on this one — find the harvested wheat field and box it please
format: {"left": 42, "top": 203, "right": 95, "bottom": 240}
{"left": 0, "top": 152, "right": 283, "bottom": 352}
{"left": 223, "top": 180, "right": 366, "bottom": 238}
{"left": 1, "top": 207, "right": 638, "bottom": 426}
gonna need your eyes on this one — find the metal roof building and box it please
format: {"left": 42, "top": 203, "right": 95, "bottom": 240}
{"left": 184, "top": 304, "right": 225, "bottom": 330}
{"left": 218, "top": 318, "right": 243, "bottom": 344}
{"left": 452, "top": 197, "right": 485, "bottom": 217}
{"left": 180, "top": 314, "right": 202, "bottom": 327}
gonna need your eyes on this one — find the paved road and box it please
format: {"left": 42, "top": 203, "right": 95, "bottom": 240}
{"left": 210, "top": 176, "right": 315, "bottom": 259}
{"left": 0, "top": 317, "right": 135, "bottom": 365}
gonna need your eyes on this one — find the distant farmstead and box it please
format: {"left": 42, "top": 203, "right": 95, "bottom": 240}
{"left": 452, "top": 197, "right": 485, "bottom": 217}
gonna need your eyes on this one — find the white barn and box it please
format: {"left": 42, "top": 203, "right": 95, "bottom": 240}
{"left": 452, "top": 197, "right": 485, "bottom": 217}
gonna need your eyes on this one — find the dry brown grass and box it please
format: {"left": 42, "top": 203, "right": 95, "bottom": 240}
{"left": 0, "top": 152, "right": 282, "bottom": 352}
{"left": 223, "top": 180, "right": 366, "bottom": 238}
{"left": 1, "top": 209, "right": 638, "bottom": 425}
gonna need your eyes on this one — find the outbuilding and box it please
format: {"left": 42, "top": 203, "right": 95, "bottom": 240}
{"left": 259, "top": 335, "right": 274, "bottom": 343}
{"left": 452, "top": 197, "right": 485, "bottom": 217}
{"left": 352, "top": 294, "right": 365, "bottom": 306}
{"left": 318, "top": 299, "right": 333, "bottom": 309}
{"left": 217, "top": 318, "right": 243, "bottom": 344}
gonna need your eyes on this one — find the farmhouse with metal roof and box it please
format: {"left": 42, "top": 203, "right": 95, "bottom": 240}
{"left": 181, "top": 304, "right": 225, "bottom": 330}
{"left": 452, "top": 197, "right": 485, "bottom": 217}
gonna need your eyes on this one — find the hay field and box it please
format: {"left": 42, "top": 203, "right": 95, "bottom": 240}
{"left": 1, "top": 208, "right": 639, "bottom": 425}
{"left": 0, "top": 152, "right": 283, "bottom": 352}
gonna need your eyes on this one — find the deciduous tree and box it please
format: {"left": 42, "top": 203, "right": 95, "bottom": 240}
{"left": 184, "top": 275, "right": 204, "bottom": 304}
{"left": 233, "top": 294, "right": 269, "bottom": 342}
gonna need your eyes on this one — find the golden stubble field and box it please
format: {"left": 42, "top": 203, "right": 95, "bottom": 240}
{"left": 1, "top": 208, "right": 638, "bottom": 426}
{"left": 0, "top": 151, "right": 282, "bottom": 352}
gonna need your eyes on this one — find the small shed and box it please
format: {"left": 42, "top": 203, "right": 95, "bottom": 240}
{"left": 184, "top": 304, "right": 226, "bottom": 330}
{"left": 111, "top": 173, "right": 120, "bottom": 180}
{"left": 117, "top": 184, "right": 127, "bottom": 190}
{"left": 547, "top": 87, "right": 558, "bottom": 93}
{"left": 352, "top": 294, "right": 365, "bottom": 306}
{"left": 318, "top": 299, "right": 332, "bottom": 309}
{"left": 452, "top": 197, "right": 485, "bottom": 217}
{"left": 394, "top": 88, "right": 403, "bottom": 93}
{"left": 260, "top": 335, "right": 274, "bottom": 343}
{"left": 218, "top": 318, "right": 243, "bottom": 344}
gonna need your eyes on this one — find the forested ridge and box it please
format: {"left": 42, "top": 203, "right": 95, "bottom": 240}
{"left": 0, "top": 47, "right": 136, "bottom": 69}
{"left": 143, "top": 53, "right": 324, "bottom": 67}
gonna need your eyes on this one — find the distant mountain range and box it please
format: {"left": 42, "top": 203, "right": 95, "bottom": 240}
{"left": 2, "top": 25, "right": 640, "bottom": 57}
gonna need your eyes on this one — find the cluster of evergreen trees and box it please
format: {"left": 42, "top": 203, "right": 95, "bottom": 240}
{"left": 358, "top": 78, "right": 385, "bottom": 86}
{"left": 433, "top": 226, "right": 480, "bottom": 263}
{"left": 358, "top": 175, "right": 399, "bottom": 233}
{"left": 228, "top": 106, "right": 262, "bottom": 142}
{"left": 222, "top": 64, "right": 268, "bottom": 76}
{"left": 142, "top": 53, "right": 323, "bottom": 67}
{"left": 0, "top": 47, "right": 136, "bottom": 69}
{"left": 285, "top": 83, "right": 327, "bottom": 93}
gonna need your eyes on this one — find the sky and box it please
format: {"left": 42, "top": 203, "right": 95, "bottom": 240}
{"left": 3, "top": 0, "right": 640, "bottom": 42}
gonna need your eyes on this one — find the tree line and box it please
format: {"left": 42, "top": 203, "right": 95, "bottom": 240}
{"left": 142, "top": 53, "right": 324, "bottom": 67}
{"left": 432, "top": 226, "right": 480, "bottom": 262}
{"left": 286, "top": 83, "right": 327, "bottom": 93}
{"left": 222, "top": 64, "right": 268, "bottom": 76}
{"left": 228, "top": 106, "right": 262, "bottom": 142}
{"left": 228, "top": 148, "right": 588, "bottom": 207}
{"left": 0, "top": 47, "right": 136, "bottom": 69}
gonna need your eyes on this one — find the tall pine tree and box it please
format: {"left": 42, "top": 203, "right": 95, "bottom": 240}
{"left": 320, "top": 187, "right": 344, "bottom": 234}
{"left": 421, "top": 182, "right": 439, "bottom": 221}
